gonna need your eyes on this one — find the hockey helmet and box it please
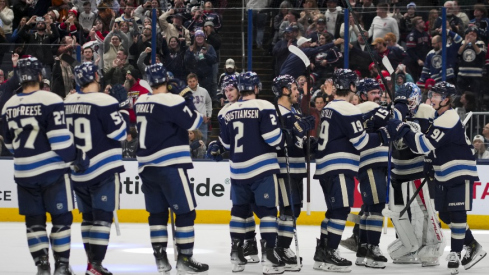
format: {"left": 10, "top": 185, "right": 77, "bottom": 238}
{"left": 221, "top": 74, "right": 239, "bottom": 90}
{"left": 237, "top": 71, "right": 262, "bottom": 92}
{"left": 74, "top": 62, "right": 98, "bottom": 87}
{"left": 272, "top": 74, "right": 296, "bottom": 97}
{"left": 428, "top": 81, "right": 457, "bottom": 100}
{"left": 17, "top": 56, "right": 43, "bottom": 84}
{"left": 403, "top": 82, "right": 422, "bottom": 115}
{"left": 332, "top": 68, "right": 358, "bottom": 90}
{"left": 356, "top": 78, "right": 381, "bottom": 97}
{"left": 145, "top": 63, "right": 168, "bottom": 88}
{"left": 167, "top": 78, "right": 192, "bottom": 96}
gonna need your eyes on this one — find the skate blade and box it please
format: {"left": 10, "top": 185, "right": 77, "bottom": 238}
{"left": 158, "top": 271, "right": 171, "bottom": 275}
{"left": 284, "top": 263, "right": 301, "bottom": 272}
{"left": 463, "top": 250, "right": 487, "bottom": 270}
{"left": 245, "top": 255, "right": 260, "bottom": 263}
{"left": 355, "top": 257, "right": 365, "bottom": 266}
{"left": 177, "top": 271, "right": 208, "bottom": 275}
{"left": 392, "top": 259, "right": 421, "bottom": 264}
{"left": 313, "top": 262, "right": 352, "bottom": 273}
{"left": 449, "top": 267, "right": 459, "bottom": 275}
{"left": 232, "top": 264, "right": 246, "bottom": 272}
{"left": 365, "top": 259, "right": 386, "bottom": 269}
{"left": 421, "top": 260, "right": 439, "bottom": 267}
{"left": 262, "top": 265, "right": 285, "bottom": 275}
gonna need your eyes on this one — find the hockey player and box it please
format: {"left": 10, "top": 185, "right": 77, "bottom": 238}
{"left": 65, "top": 62, "right": 127, "bottom": 275}
{"left": 135, "top": 64, "right": 209, "bottom": 275}
{"left": 1, "top": 56, "right": 83, "bottom": 275}
{"left": 272, "top": 74, "right": 315, "bottom": 271}
{"left": 352, "top": 78, "right": 389, "bottom": 268}
{"left": 313, "top": 69, "right": 385, "bottom": 272}
{"left": 384, "top": 82, "right": 487, "bottom": 274}
{"left": 219, "top": 71, "right": 286, "bottom": 274}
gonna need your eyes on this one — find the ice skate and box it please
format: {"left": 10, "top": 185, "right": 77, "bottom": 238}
{"left": 276, "top": 247, "right": 301, "bottom": 272}
{"left": 339, "top": 234, "right": 358, "bottom": 253}
{"left": 462, "top": 240, "right": 487, "bottom": 270}
{"left": 243, "top": 238, "right": 260, "bottom": 263}
{"left": 176, "top": 253, "right": 209, "bottom": 275}
{"left": 420, "top": 257, "right": 439, "bottom": 267}
{"left": 392, "top": 251, "right": 421, "bottom": 264}
{"left": 313, "top": 239, "right": 352, "bottom": 273}
{"left": 262, "top": 245, "right": 285, "bottom": 275}
{"left": 230, "top": 239, "right": 247, "bottom": 272}
{"left": 365, "top": 245, "right": 387, "bottom": 269}
{"left": 86, "top": 262, "right": 112, "bottom": 275}
{"left": 54, "top": 258, "right": 75, "bottom": 275}
{"left": 355, "top": 243, "right": 367, "bottom": 266}
{"left": 36, "top": 255, "right": 51, "bottom": 275}
{"left": 153, "top": 245, "right": 171, "bottom": 274}
{"left": 446, "top": 252, "right": 461, "bottom": 275}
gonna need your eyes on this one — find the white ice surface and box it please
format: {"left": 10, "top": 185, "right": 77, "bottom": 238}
{"left": 1, "top": 222, "right": 488, "bottom": 274}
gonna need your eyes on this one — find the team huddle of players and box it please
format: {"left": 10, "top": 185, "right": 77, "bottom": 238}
{"left": 1, "top": 56, "right": 487, "bottom": 275}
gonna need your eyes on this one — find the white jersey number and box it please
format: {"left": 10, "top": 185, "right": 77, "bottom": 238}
{"left": 318, "top": 120, "right": 330, "bottom": 151}
{"left": 137, "top": 116, "right": 148, "bottom": 149}
{"left": 67, "top": 117, "right": 93, "bottom": 152}
{"left": 233, "top": 121, "right": 244, "bottom": 153}
{"left": 8, "top": 118, "right": 40, "bottom": 150}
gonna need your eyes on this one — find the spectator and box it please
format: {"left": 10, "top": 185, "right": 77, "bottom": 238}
{"left": 279, "top": 10, "right": 305, "bottom": 38}
{"left": 135, "top": 0, "right": 162, "bottom": 23}
{"left": 122, "top": 127, "right": 139, "bottom": 158}
{"left": 426, "top": 9, "right": 439, "bottom": 35}
{"left": 103, "top": 24, "right": 130, "bottom": 72}
{"left": 371, "top": 37, "right": 406, "bottom": 71}
{"left": 246, "top": 0, "right": 270, "bottom": 50}
{"left": 273, "top": 26, "right": 298, "bottom": 76}
{"left": 460, "top": 91, "right": 477, "bottom": 112}
{"left": 383, "top": 32, "right": 403, "bottom": 50}
{"left": 310, "top": 17, "right": 328, "bottom": 43}
{"left": 272, "top": 0, "right": 292, "bottom": 45}
{"left": 189, "top": 129, "right": 207, "bottom": 159}
{"left": 88, "top": 19, "right": 108, "bottom": 43}
{"left": 217, "top": 58, "right": 239, "bottom": 106}
{"left": 126, "top": 68, "right": 151, "bottom": 124}
{"left": 0, "top": 0, "right": 14, "bottom": 42}
{"left": 184, "top": 30, "right": 218, "bottom": 99}
{"left": 161, "top": 36, "right": 186, "bottom": 80}
{"left": 0, "top": 27, "right": 7, "bottom": 63}
{"left": 357, "top": 0, "right": 376, "bottom": 30}
{"left": 10, "top": 16, "right": 28, "bottom": 44}
{"left": 51, "top": 56, "right": 75, "bottom": 99}
{"left": 313, "top": 32, "right": 342, "bottom": 84}
{"left": 368, "top": 3, "right": 399, "bottom": 43}
{"left": 298, "top": 0, "right": 319, "bottom": 32}
{"left": 406, "top": 16, "right": 431, "bottom": 81}
{"left": 482, "top": 123, "right": 489, "bottom": 142}
{"left": 280, "top": 36, "right": 343, "bottom": 78}
{"left": 453, "top": 0, "right": 470, "bottom": 27}
{"left": 105, "top": 49, "right": 136, "bottom": 85}
{"left": 457, "top": 26, "right": 486, "bottom": 110}
{"left": 202, "top": 1, "right": 222, "bottom": 32}
{"left": 433, "top": 1, "right": 464, "bottom": 36}
{"left": 130, "top": 24, "right": 155, "bottom": 66}
{"left": 324, "top": 0, "right": 341, "bottom": 37}
{"left": 19, "top": 15, "right": 59, "bottom": 79}
{"left": 115, "top": 5, "right": 143, "bottom": 33}
{"left": 348, "top": 36, "right": 371, "bottom": 77}
{"left": 41, "top": 79, "right": 50, "bottom": 91}
{"left": 82, "top": 46, "right": 96, "bottom": 63}
{"left": 187, "top": 73, "right": 212, "bottom": 142}
{"left": 394, "top": 64, "right": 414, "bottom": 91}
{"left": 98, "top": 3, "right": 116, "bottom": 34}
{"left": 340, "top": 13, "right": 362, "bottom": 42}
{"left": 174, "top": 0, "right": 191, "bottom": 21}
{"left": 473, "top": 135, "right": 489, "bottom": 159}
{"left": 203, "top": 21, "right": 221, "bottom": 101}
{"left": 470, "top": 4, "right": 489, "bottom": 44}
{"left": 0, "top": 69, "right": 4, "bottom": 85}
{"left": 59, "top": 9, "right": 86, "bottom": 45}
{"left": 186, "top": 5, "right": 206, "bottom": 35}
{"left": 137, "top": 47, "right": 162, "bottom": 80}
{"left": 159, "top": 10, "right": 191, "bottom": 47}
{"left": 350, "top": 93, "right": 360, "bottom": 105}
{"left": 399, "top": 2, "right": 418, "bottom": 43}
{"left": 79, "top": 2, "right": 97, "bottom": 36}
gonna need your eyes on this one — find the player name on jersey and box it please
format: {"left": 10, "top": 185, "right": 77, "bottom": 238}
{"left": 224, "top": 109, "right": 259, "bottom": 122}
{"left": 65, "top": 104, "right": 92, "bottom": 115}
{"left": 135, "top": 104, "right": 155, "bottom": 114}
{"left": 4, "top": 105, "right": 42, "bottom": 118}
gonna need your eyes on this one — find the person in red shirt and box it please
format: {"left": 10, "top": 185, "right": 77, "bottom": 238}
{"left": 126, "top": 68, "right": 151, "bottom": 125}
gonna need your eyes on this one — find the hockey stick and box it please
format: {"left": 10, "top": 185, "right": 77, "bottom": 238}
{"left": 170, "top": 208, "right": 178, "bottom": 261}
{"left": 113, "top": 210, "right": 121, "bottom": 236}
{"left": 274, "top": 99, "right": 301, "bottom": 268}
{"left": 288, "top": 45, "right": 312, "bottom": 216}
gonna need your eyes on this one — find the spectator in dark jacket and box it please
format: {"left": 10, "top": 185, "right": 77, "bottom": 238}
{"left": 272, "top": 26, "right": 298, "bottom": 77}
{"left": 122, "top": 127, "right": 139, "bottom": 158}
{"left": 162, "top": 36, "right": 187, "bottom": 80}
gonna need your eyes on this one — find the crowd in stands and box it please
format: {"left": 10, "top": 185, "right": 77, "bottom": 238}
{"left": 2, "top": 0, "right": 489, "bottom": 160}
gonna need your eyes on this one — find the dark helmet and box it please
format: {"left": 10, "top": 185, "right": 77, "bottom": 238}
{"left": 428, "top": 81, "right": 457, "bottom": 99}
{"left": 237, "top": 71, "right": 261, "bottom": 92}
{"left": 356, "top": 78, "right": 380, "bottom": 97}
{"left": 272, "top": 74, "right": 296, "bottom": 97}
{"left": 333, "top": 68, "right": 358, "bottom": 90}
{"left": 74, "top": 62, "right": 98, "bottom": 87}
{"left": 145, "top": 63, "right": 168, "bottom": 87}
{"left": 17, "top": 56, "right": 43, "bottom": 84}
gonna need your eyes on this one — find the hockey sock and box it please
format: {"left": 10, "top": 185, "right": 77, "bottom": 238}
{"left": 149, "top": 211, "right": 169, "bottom": 249}
{"left": 277, "top": 215, "right": 294, "bottom": 248}
{"left": 320, "top": 217, "right": 329, "bottom": 243}
{"left": 25, "top": 215, "right": 49, "bottom": 265}
{"left": 464, "top": 226, "right": 475, "bottom": 246}
{"left": 259, "top": 216, "right": 278, "bottom": 248}
{"left": 175, "top": 210, "right": 196, "bottom": 253}
{"left": 230, "top": 205, "right": 249, "bottom": 241}
{"left": 50, "top": 212, "right": 73, "bottom": 263}
{"left": 326, "top": 207, "right": 349, "bottom": 249}
{"left": 366, "top": 212, "right": 383, "bottom": 246}
{"left": 89, "top": 209, "right": 113, "bottom": 262}
{"left": 81, "top": 213, "right": 93, "bottom": 261}
{"left": 359, "top": 213, "right": 368, "bottom": 245}
{"left": 449, "top": 211, "right": 467, "bottom": 253}
{"left": 244, "top": 215, "right": 256, "bottom": 240}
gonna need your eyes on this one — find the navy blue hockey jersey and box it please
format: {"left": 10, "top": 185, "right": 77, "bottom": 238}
{"left": 135, "top": 93, "right": 203, "bottom": 173}
{"left": 402, "top": 108, "right": 478, "bottom": 184}
{"left": 314, "top": 100, "right": 382, "bottom": 179}
{"left": 276, "top": 105, "right": 307, "bottom": 178}
{"left": 219, "top": 99, "right": 283, "bottom": 183}
{"left": 64, "top": 92, "right": 127, "bottom": 184}
{"left": 1, "top": 91, "right": 76, "bottom": 184}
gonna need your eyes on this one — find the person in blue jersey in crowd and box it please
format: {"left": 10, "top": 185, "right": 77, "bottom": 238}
{"left": 272, "top": 74, "right": 315, "bottom": 272}
{"left": 349, "top": 78, "right": 389, "bottom": 269}
{"left": 217, "top": 71, "right": 286, "bottom": 274}
{"left": 1, "top": 56, "right": 86, "bottom": 275}
{"left": 135, "top": 64, "right": 208, "bottom": 275}
{"left": 384, "top": 82, "right": 487, "bottom": 274}
{"left": 313, "top": 69, "right": 385, "bottom": 273}
{"left": 65, "top": 62, "right": 127, "bottom": 275}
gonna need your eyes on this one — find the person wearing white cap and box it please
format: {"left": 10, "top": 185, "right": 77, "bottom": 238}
{"left": 473, "top": 135, "right": 489, "bottom": 159}
{"left": 217, "top": 59, "right": 239, "bottom": 106}
{"left": 279, "top": 36, "right": 343, "bottom": 78}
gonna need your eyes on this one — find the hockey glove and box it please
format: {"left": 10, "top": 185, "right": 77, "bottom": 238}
{"left": 292, "top": 115, "right": 315, "bottom": 138}
{"left": 377, "top": 127, "right": 390, "bottom": 146}
{"left": 394, "top": 86, "right": 410, "bottom": 104}
{"left": 424, "top": 158, "right": 435, "bottom": 182}
{"left": 206, "top": 140, "right": 224, "bottom": 161}
{"left": 386, "top": 119, "right": 411, "bottom": 140}
{"left": 73, "top": 149, "right": 90, "bottom": 173}
{"left": 305, "top": 136, "right": 318, "bottom": 154}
